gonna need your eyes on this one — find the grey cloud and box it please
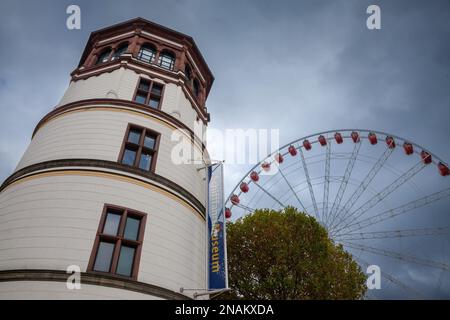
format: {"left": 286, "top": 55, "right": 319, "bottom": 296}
{"left": 0, "top": 0, "right": 449, "bottom": 298}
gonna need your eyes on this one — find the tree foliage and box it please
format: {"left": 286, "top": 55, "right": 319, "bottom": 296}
{"left": 222, "top": 207, "right": 366, "bottom": 299}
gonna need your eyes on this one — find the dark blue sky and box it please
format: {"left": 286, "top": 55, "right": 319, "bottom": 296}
{"left": 0, "top": 0, "right": 449, "bottom": 298}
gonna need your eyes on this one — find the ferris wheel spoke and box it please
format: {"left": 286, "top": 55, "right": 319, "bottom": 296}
{"left": 298, "top": 146, "right": 320, "bottom": 219}
{"left": 253, "top": 182, "right": 286, "bottom": 209}
{"left": 335, "top": 226, "right": 450, "bottom": 241}
{"left": 334, "top": 188, "right": 450, "bottom": 235}
{"left": 333, "top": 159, "right": 427, "bottom": 234}
{"left": 329, "top": 143, "right": 394, "bottom": 231}
{"left": 327, "top": 142, "right": 361, "bottom": 228}
{"left": 355, "top": 256, "right": 423, "bottom": 298}
{"left": 322, "top": 142, "right": 331, "bottom": 224}
{"left": 343, "top": 241, "right": 450, "bottom": 271}
{"left": 233, "top": 203, "right": 256, "bottom": 212}
{"left": 278, "top": 167, "right": 308, "bottom": 213}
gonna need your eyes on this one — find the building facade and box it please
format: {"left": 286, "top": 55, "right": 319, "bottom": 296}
{"left": 0, "top": 18, "right": 214, "bottom": 299}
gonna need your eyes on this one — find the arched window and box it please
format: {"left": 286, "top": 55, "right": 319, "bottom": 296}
{"left": 185, "top": 64, "right": 192, "bottom": 81}
{"left": 193, "top": 79, "right": 200, "bottom": 97}
{"left": 158, "top": 51, "right": 175, "bottom": 70}
{"left": 96, "top": 48, "right": 112, "bottom": 65}
{"left": 137, "top": 44, "right": 156, "bottom": 63}
{"left": 112, "top": 43, "right": 128, "bottom": 60}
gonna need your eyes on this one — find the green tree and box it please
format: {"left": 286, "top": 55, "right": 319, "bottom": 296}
{"left": 222, "top": 207, "right": 366, "bottom": 299}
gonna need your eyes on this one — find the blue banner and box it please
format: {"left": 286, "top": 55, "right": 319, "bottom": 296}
{"left": 207, "top": 162, "right": 227, "bottom": 290}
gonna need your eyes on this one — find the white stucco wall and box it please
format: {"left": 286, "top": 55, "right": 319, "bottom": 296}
{"left": 0, "top": 173, "right": 206, "bottom": 298}
{"left": 57, "top": 68, "right": 204, "bottom": 134}
{"left": 0, "top": 281, "right": 163, "bottom": 300}
{"left": 15, "top": 107, "right": 206, "bottom": 205}
{"left": 1, "top": 55, "right": 211, "bottom": 300}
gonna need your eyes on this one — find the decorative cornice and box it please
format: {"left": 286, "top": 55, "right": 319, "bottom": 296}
{"left": 0, "top": 159, "right": 206, "bottom": 219}
{"left": 0, "top": 269, "right": 190, "bottom": 300}
{"left": 70, "top": 59, "right": 209, "bottom": 123}
{"left": 72, "top": 54, "right": 175, "bottom": 82}
{"left": 32, "top": 98, "right": 208, "bottom": 147}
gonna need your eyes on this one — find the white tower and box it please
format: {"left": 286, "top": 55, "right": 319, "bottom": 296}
{"left": 0, "top": 18, "right": 214, "bottom": 299}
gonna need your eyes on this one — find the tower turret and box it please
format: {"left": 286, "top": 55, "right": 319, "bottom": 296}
{"left": 0, "top": 18, "right": 214, "bottom": 299}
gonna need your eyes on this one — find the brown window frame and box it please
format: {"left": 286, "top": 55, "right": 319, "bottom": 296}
{"left": 132, "top": 77, "right": 165, "bottom": 110}
{"left": 158, "top": 50, "right": 176, "bottom": 71}
{"left": 118, "top": 123, "right": 161, "bottom": 173}
{"left": 111, "top": 42, "right": 129, "bottom": 61}
{"left": 96, "top": 47, "right": 113, "bottom": 65}
{"left": 137, "top": 43, "right": 157, "bottom": 64}
{"left": 87, "top": 204, "right": 147, "bottom": 280}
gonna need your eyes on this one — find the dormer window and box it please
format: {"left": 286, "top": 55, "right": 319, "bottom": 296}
{"left": 112, "top": 43, "right": 128, "bottom": 60}
{"left": 96, "top": 48, "right": 112, "bottom": 65}
{"left": 158, "top": 51, "right": 175, "bottom": 70}
{"left": 137, "top": 44, "right": 156, "bottom": 64}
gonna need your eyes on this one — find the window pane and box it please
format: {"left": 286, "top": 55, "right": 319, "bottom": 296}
{"left": 138, "top": 81, "right": 150, "bottom": 92}
{"left": 149, "top": 97, "right": 160, "bottom": 109}
{"left": 139, "top": 152, "right": 152, "bottom": 171}
{"left": 144, "top": 135, "right": 155, "bottom": 149}
{"left": 112, "top": 44, "right": 128, "bottom": 59}
{"left": 103, "top": 212, "right": 121, "bottom": 235}
{"left": 122, "top": 148, "right": 136, "bottom": 166}
{"left": 193, "top": 80, "right": 200, "bottom": 97}
{"left": 96, "top": 49, "right": 111, "bottom": 65}
{"left": 134, "top": 93, "right": 147, "bottom": 104}
{"left": 124, "top": 217, "right": 141, "bottom": 240}
{"left": 151, "top": 84, "right": 162, "bottom": 96}
{"left": 93, "top": 242, "right": 115, "bottom": 272}
{"left": 185, "top": 65, "right": 192, "bottom": 80}
{"left": 116, "top": 245, "right": 136, "bottom": 277}
{"left": 128, "top": 129, "right": 141, "bottom": 144}
{"left": 158, "top": 53, "right": 175, "bottom": 70}
{"left": 138, "top": 47, "right": 155, "bottom": 63}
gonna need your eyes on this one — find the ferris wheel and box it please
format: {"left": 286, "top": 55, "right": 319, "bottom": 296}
{"left": 224, "top": 129, "right": 450, "bottom": 299}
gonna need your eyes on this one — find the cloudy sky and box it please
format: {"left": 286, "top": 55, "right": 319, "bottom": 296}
{"left": 0, "top": 0, "right": 449, "bottom": 298}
